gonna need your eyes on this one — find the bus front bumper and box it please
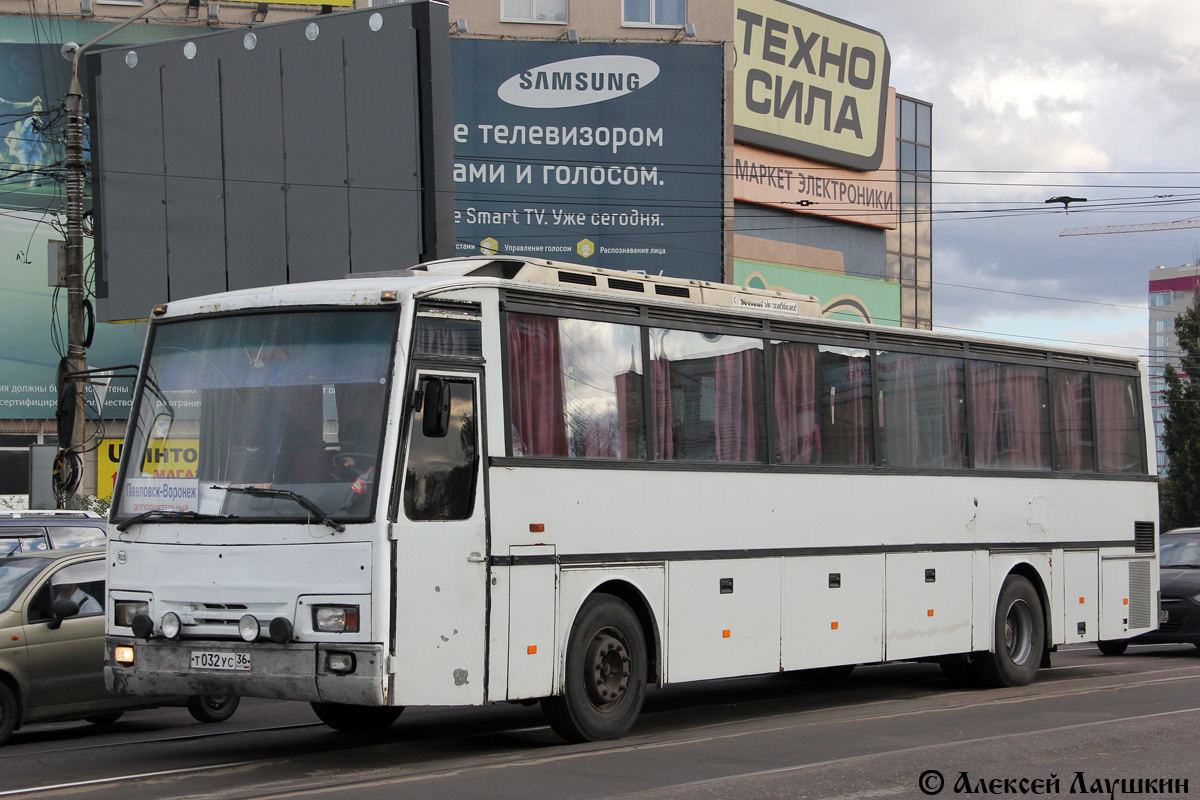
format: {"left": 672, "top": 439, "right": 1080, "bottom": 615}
{"left": 105, "top": 637, "right": 388, "bottom": 706}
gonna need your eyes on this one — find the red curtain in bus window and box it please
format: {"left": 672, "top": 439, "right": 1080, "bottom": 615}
{"left": 972, "top": 362, "right": 1049, "bottom": 470}
{"left": 506, "top": 314, "right": 568, "bottom": 457}
{"left": 651, "top": 357, "right": 674, "bottom": 460}
{"left": 935, "top": 358, "right": 967, "bottom": 468}
{"left": 773, "top": 342, "right": 820, "bottom": 464}
{"left": 1008, "top": 367, "right": 1049, "bottom": 469}
{"left": 970, "top": 362, "right": 1001, "bottom": 467}
{"left": 1052, "top": 371, "right": 1093, "bottom": 471}
{"left": 713, "top": 350, "right": 765, "bottom": 462}
{"left": 1094, "top": 374, "right": 1141, "bottom": 473}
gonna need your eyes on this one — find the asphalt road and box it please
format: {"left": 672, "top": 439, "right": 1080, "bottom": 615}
{"left": 3, "top": 642, "right": 1198, "bottom": 800}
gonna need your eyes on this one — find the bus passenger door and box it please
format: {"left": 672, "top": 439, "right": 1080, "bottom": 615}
{"left": 392, "top": 372, "right": 488, "bottom": 706}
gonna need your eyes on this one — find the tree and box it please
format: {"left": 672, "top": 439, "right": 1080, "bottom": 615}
{"left": 1160, "top": 296, "right": 1200, "bottom": 531}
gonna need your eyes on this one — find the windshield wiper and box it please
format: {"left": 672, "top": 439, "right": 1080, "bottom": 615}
{"left": 219, "top": 486, "right": 346, "bottom": 532}
{"left": 116, "top": 509, "right": 232, "bottom": 532}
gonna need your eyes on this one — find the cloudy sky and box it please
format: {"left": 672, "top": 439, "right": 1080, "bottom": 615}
{"left": 800, "top": 0, "right": 1200, "bottom": 356}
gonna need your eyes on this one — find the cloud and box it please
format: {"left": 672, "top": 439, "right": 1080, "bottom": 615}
{"left": 802, "top": 0, "right": 1200, "bottom": 348}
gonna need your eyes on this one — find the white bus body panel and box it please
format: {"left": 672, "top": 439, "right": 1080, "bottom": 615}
{"left": 505, "top": 545, "right": 557, "bottom": 700}
{"left": 780, "top": 555, "right": 884, "bottom": 670}
{"left": 666, "top": 560, "right": 781, "bottom": 683}
{"left": 1060, "top": 551, "right": 1100, "bottom": 644}
{"left": 883, "top": 552, "right": 974, "bottom": 662}
{"left": 487, "top": 463, "right": 1155, "bottom": 686}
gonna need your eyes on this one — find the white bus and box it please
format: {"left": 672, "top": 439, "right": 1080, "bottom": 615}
{"left": 105, "top": 257, "right": 1159, "bottom": 742}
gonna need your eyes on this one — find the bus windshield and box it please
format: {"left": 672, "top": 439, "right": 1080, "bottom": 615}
{"left": 112, "top": 308, "right": 399, "bottom": 525}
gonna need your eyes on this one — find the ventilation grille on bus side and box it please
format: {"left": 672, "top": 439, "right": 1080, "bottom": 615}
{"left": 1134, "top": 521, "right": 1155, "bottom": 553}
{"left": 1128, "top": 560, "right": 1152, "bottom": 629}
{"left": 608, "top": 278, "right": 644, "bottom": 293}
{"left": 558, "top": 270, "right": 598, "bottom": 286}
{"left": 655, "top": 284, "right": 691, "bottom": 298}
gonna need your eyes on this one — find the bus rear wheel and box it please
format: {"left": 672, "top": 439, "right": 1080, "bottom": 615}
{"left": 311, "top": 703, "right": 403, "bottom": 733}
{"left": 541, "top": 594, "right": 647, "bottom": 743}
{"left": 977, "top": 574, "right": 1044, "bottom": 687}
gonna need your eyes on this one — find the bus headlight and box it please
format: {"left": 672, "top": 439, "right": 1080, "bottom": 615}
{"left": 238, "top": 614, "right": 261, "bottom": 642}
{"left": 115, "top": 600, "right": 149, "bottom": 628}
{"left": 161, "top": 612, "right": 182, "bottom": 639}
{"left": 114, "top": 645, "right": 135, "bottom": 665}
{"left": 313, "top": 605, "right": 359, "bottom": 633}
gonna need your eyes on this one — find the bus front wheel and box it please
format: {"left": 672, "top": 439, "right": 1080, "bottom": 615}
{"left": 977, "top": 574, "right": 1044, "bottom": 687}
{"left": 311, "top": 702, "right": 403, "bottom": 733}
{"left": 541, "top": 594, "right": 647, "bottom": 743}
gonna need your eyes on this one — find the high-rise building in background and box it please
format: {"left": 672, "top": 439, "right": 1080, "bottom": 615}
{"left": 1148, "top": 263, "right": 1200, "bottom": 474}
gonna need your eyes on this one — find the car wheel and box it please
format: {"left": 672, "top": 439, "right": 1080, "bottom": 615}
{"left": 187, "top": 695, "right": 240, "bottom": 723}
{"left": 975, "top": 574, "right": 1045, "bottom": 687}
{"left": 310, "top": 703, "right": 403, "bottom": 733}
{"left": 1097, "top": 639, "right": 1129, "bottom": 656}
{"left": 540, "top": 594, "right": 647, "bottom": 743}
{"left": 0, "top": 682, "right": 17, "bottom": 746}
{"left": 84, "top": 712, "right": 124, "bottom": 725}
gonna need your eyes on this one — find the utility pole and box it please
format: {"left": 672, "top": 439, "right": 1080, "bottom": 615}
{"left": 59, "top": 0, "right": 169, "bottom": 502}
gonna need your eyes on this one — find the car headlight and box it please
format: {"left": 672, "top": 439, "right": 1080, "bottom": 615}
{"left": 313, "top": 605, "right": 359, "bottom": 633}
{"left": 115, "top": 600, "right": 149, "bottom": 628}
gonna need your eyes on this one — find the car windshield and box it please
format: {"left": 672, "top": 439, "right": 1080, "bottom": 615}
{"left": 1160, "top": 532, "right": 1200, "bottom": 568}
{"left": 0, "top": 556, "right": 53, "bottom": 612}
{"left": 112, "top": 307, "right": 399, "bottom": 525}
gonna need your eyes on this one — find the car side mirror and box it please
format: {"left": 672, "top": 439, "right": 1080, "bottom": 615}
{"left": 421, "top": 378, "right": 451, "bottom": 439}
{"left": 47, "top": 598, "right": 80, "bottom": 630}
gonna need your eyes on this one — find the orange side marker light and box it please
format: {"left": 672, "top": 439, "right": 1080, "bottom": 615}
{"left": 831, "top": 621, "right": 838, "bottom": 630}
{"left": 722, "top": 629, "right": 731, "bottom": 639}
{"left": 527, "top": 645, "right": 537, "bottom": 655}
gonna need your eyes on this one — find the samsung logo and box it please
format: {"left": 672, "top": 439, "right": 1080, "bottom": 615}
{"left": 498, "top": 55, "right": 660, "bottom": 109}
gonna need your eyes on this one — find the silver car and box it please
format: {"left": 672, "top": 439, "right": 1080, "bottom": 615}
{"left": 0, "top": 547, "right": 238, "bottom": 745}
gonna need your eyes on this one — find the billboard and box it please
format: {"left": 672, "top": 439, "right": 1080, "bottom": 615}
{"left": 0, "top": 214, "right": 145, "bottom": 420}
{"left": 88, "top": 1, "right": 454, "bottom": 322}
{"left": 733, "top": 0, "right": 890, "bottom": 171}
{"left": 732, "top": 89, "right": 898, "bottom": 229}
{"left": 451, "top": 40, "right": 724, "bottom": 282}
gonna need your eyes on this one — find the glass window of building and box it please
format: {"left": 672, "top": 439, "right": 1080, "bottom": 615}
{"left": 502, "top": 0, "right": 568, "bottom": 23}
{"left": 624, "top": 0, "right": 686, "bottom": 26}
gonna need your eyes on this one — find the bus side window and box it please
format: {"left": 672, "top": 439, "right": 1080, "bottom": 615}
{"left": 403, "top": 378, "right": 478, "bottom": 521}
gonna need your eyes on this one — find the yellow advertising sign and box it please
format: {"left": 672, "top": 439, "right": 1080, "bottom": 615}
{"left": 734, "top": 0, "right": 890, "bottom": 170}
{"left": 98, "top": 439, "right": 200, "bottom": 502}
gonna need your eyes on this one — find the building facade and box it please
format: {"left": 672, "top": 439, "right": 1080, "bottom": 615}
{"left": 1148, "top": 262, "right": 1200, "bottom": 474}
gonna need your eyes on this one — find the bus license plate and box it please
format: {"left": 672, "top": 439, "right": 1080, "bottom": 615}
{"left": 191, "top": 651, "right": 251, "bottom": 671}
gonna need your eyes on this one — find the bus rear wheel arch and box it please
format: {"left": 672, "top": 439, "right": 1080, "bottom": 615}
{"left": 541, "top": 593, "right": 648, "bottom": 742}
{"left": 976, "top": 573, "right": 1045, "bottom": 687}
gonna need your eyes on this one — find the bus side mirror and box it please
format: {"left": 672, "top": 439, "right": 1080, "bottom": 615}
{"left": 422, "top": 378, "right": 451, "bottom": 439}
